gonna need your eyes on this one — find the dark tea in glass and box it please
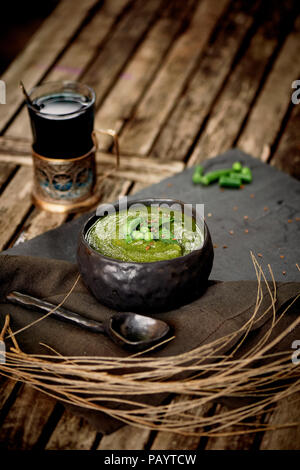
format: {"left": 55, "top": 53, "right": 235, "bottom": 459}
{"left": 27, "top": 81, "right": 95, "bottom": 159}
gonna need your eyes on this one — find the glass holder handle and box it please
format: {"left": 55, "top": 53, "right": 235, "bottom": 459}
{"left": 92, "top": 129, "right": 120, "bottom": 182}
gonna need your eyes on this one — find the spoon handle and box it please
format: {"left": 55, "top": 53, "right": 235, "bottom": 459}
{"left": 6, "top": 291, "right": 105, "bottom": 334}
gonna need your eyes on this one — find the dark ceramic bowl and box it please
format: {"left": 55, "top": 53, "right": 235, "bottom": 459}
{"left": 77, "top": 198, "right": 214, "bottom": 313}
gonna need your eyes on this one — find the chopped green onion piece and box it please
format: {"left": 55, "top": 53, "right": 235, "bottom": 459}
{"left": 229, "top": 171, "right": 252, "bottom": 183}
{"left": 192, "top": 165, "right": 204, "bottom": 184}
{"left": 132, "top": 230, "right": 144, "bottom": 240}
{"left": 195, "top": 165, "right": 204, "bottom": 175}
{"left": 219, "top": 175, "right": 242, "bottom": 188}
{"left": 232, "top": 161, "right": 243, "bottom": 172}
{"left": 144, "top": 232, "right": 154, "bottom": 242}
{"left": 201, "top": 169, "right": 232, "bottom": 185}
{"left": 241, "top": 166, "right": 252, "bottom": 176}
{"left": 126, "top": 217, "right": 143, "bottom": 234}
{"left": 159, "top": 215, "right": 174, "bottom": 227}
{"left": 199, "top": 175, "right": 210, "bottom": 186}
{"left": 192, "top": 172, "right": 204, "bottom": 184}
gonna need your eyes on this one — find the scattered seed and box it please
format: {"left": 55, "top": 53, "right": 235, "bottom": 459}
{"left": 145, "top": 246, "right": 150, "bottom": 251}
{"left": 295, "top": 217, "right": 300, "bottom": 221}
{"left": 288, "top": 219, "right": 293, "bottom": 223}
{"left": 167, "top": 183, "right": 173, "bottom": 187}
{"left": 282, "top": 270, "right": 286, "bottom": 275}
{"left": 213, "top": 244, "right": 218, "bottom": 248}
{"left": 250, "top": 194, "right": 255, "bottom": 198}
{"left": 207, "top": 213, "right": 212, "bottom": 217}
{"left": 280, "top": 255, "right": 285, "bottom": 259}
{"left": 257, "top": 253, "right": 263, "bottom": 258}
{"left": 244, "top": 229, "right": 249, "bottom": 233}
{"left": 223, "top": 245, "right": 228, "bottom": 249}
{"left": 233, "top": 206, "right": 238, "bottom": 211}
{"left": 264, "top": 206, "right": 269, "bottom": 211}
{"left": 229, "top": 230, "right": 234, "bottom": 235}
{"left": 244, "top": 215, "right": 249, "bottom": 220}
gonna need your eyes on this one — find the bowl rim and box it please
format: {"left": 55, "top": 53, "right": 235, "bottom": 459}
{"left": 78, "top": 198, "right": 212, "bottom": 267}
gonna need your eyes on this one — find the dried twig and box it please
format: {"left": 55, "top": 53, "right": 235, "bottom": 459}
{"left": 0, "top": 256, "right": 299, "bottom": 436}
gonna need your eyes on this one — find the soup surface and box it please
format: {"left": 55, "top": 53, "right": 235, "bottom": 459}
{"left": 86, "top": 206, "right": 204, "bottom": 262}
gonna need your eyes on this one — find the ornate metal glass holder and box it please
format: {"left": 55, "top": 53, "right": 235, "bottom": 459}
{"left": 25, "top": 80, "right": 120, "bottom": 213}
{"left": 32, "top": 129, "right": 120, "bottom": 213}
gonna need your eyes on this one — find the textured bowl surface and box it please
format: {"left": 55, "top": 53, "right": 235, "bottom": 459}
{"left": 77, "top": 199, "right": 214, "bottom": 313}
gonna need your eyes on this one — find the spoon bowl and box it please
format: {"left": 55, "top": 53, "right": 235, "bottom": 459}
{"left": 109, "top": 312, "right": 170, "bottom": 349}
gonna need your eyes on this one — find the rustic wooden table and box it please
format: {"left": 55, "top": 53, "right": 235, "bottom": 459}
{"left": 0, "top": 0, "right": 299, "bottom": 450}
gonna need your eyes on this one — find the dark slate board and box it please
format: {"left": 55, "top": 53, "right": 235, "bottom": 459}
{"left": 3, "top": 149, "right": 300, "bottom": 282}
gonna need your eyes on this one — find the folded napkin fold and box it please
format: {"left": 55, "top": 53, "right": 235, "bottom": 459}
{"left": 0, "top": 254, "right": 299, "bottom": 434}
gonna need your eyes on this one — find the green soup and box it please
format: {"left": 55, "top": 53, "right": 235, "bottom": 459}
{"left": 86, "top": 206, "right": 203, "bottom": 263}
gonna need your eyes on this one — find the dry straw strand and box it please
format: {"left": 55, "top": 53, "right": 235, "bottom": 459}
{"left": 0, "top": 255, "right": 300, "bottom": 436}
{"left": 6, "top": 273, "right": 81, "bottom": 340}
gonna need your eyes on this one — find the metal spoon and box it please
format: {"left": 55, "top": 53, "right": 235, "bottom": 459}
{"left": 6, "top": 291, "right": 171, "bottom": 351}
{"left": 19, "top": 81, "right": 43, "bottom": 111}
